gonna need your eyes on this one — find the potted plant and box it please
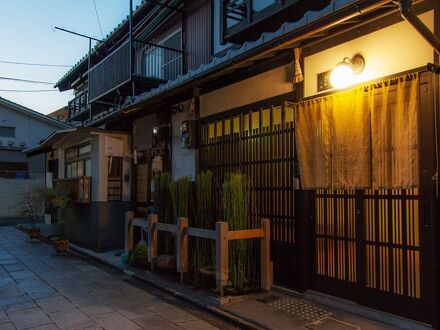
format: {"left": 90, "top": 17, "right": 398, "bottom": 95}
{"left": 16, "top": 186, "right": 48, "bottom": 240}
{"left": 53, "top": 220, "right": 69, "bottom": 253}
{"left": 128, "top": 242, "right": 148, "bottom": 269}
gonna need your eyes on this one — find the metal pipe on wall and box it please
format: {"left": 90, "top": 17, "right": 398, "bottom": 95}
{"left": 399, "top": 0, "right": 440, "bottom": 54}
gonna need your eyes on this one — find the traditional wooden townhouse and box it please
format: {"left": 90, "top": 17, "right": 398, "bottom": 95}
{"left": 27, "top": 0, "right": 439, "bottom": 327}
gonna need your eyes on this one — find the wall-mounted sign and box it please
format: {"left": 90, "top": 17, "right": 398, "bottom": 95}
{"left": 104, "top": 136, "right": 123, "bottom": 157}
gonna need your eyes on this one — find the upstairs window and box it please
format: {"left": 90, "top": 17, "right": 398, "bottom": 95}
{"left": 0, "top": 126, "right": 15, "bottom": 138}
{"left": 253, "top": 0, "right": 276, "bottom": 12}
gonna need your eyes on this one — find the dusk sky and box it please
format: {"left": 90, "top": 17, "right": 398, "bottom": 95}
{"left": 0, "top": 0, "right": 142, "bottom": 114}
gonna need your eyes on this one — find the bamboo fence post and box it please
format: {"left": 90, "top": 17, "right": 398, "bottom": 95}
{"left": 216, "top": 221, "right": 229, "bottom": 297}
{"left": 176, "top": 217, "right": 189, "bottom": 283}
{"left": 148, "top": 214, "right": 158, "bottom": 271}
{"left": 260, "top": 218, "right": 273, "bottom": 291}
{"left": 125, "top": 211, "right": 134, "bottom": 252}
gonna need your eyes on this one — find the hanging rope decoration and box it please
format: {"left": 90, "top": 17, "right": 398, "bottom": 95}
{"left": 293, "top": 48, "right": 304, "bottom": 83}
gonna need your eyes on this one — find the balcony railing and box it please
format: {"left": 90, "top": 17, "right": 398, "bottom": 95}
{"left": 68, "top": 91, "right": 89, "bottom": 120}
{"left": 54, "top": 176, "right": 91, "bottom": 204}
{"left": 88, "top": 40, "right": 183, "bottom": 102}
{"left": 133, "top": 40, "right": 183, "bottom": 82}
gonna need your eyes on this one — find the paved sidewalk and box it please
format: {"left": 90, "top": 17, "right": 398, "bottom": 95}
{"left": 0, "top": 227, "right": 226, "bottom": 330}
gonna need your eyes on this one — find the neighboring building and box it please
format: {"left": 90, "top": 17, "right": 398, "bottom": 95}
{"left": 47, "top": 106, "right": 68, "bottom": 122}
{"left": 0, "top": 97, "right": 70, "bottom": 217}
{"left": 29, "top": 0, "right": 439, "bottom": 327}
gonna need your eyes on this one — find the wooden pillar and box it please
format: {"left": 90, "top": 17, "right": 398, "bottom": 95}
{"left": 260, "top": 218, "right": 273, "bottom": 291}
{"left": 148, "top": 214, "right": 158, "bottom": 270}
{"left": 215, "top": 221, "right": 228, "bottom": 297}
{"left": 125, "top": 211, "right": 134, "bottom": 252}
{"left": 176, "top": 217, "right": 189, "bottom": 283}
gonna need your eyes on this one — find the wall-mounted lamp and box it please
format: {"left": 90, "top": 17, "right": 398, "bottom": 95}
{"left": 329, "top": 54, "right": 365, "bottom": 89}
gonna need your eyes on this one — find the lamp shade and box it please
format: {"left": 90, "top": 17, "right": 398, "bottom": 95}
{"left": 329, "top": 61, "right": 355, "bottom": 89}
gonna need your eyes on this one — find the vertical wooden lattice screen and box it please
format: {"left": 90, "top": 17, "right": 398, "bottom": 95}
{"left": 315, "top": 188, "right": 421, "bottom": 299}
{"left": 200, "top": 105, "right": 296, "bottom": 285}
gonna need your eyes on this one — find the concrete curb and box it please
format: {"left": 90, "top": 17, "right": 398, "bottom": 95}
{"left": 68, "top": 243, "right": 265, "bottom": 330}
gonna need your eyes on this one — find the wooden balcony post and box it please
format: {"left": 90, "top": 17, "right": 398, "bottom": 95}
{"left": 176, "top": 217, "right": 189, "bottom": 283}
{"left": 215, "top": 221, "right": 229, "bottom": 297}
{"left": 260, "top": 218, "right": 273, "bottom": 291}
{"left": 148, "top": 214, "right": 158, "bottom": 271}
{"left": 125, "top": 211, "right": 134, "bottom": 252}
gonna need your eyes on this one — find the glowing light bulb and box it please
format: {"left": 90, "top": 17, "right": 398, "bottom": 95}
{"left": 329, "top": 62, "right": 355, "bottom": 89}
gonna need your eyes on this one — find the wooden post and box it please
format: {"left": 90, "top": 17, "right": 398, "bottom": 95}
{"left": 125, "top": 211, "right": 134, "bottom": 252}
{"left": 215, "top": 221, "right": 229, "bottom": 297}
{"left": 260, "top": 218, "right": 273, "bottom": 291}
{"left": 147, "top": 214, "right": 158, "bottom": 270}
{"left": 176, "top": 217, "right": 189, "bottom": 283}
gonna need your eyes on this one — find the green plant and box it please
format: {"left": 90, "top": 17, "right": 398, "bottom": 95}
{"left": 153, "top": 172, "right": 173, "bottom": 223}
{"left": 222, "top": 172, "right": 259, "bottom": 292}
{"left": 153, "top": 172, "right": 174, "bottom": 255}
{"left": 169, "top": 176, "right": 190, "bottom": 219}
{"left": 128, "top": 243, "right": 148, "bottom": 268}
{"left": 16, "top": 186, "right": 50, "bottom": 230}
{"left": 191, "top": 171, "right": 215, "bottom": 283}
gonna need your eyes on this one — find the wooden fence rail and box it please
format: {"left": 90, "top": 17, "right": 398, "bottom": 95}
{"left": 125, "top": 212, "right": 273, "bottom": 296}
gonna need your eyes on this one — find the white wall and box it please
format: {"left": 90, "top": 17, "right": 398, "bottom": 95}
{"left": 172, "top": 111, "right": 196, "bottom": 181}
{"left": 304, "top": 11, "right": 434, "bottom": 97}
{"left": 0, "top": 178, "right": 45, "bottom": 218}
{"left": 0, "top": 105, "right": 61, "bottom": 150}
{"left": 200, "top": 64, "right": 294, "bottom": 117}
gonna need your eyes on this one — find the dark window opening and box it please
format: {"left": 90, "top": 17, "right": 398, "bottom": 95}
{"left": 108, "top": 156, "right": 123, "bottom": 201}
{"left": 0, "top": 126, "right": 15, "bottom": 138}
{"left": 0, "top": 162, "right": 28, "bottom": 178}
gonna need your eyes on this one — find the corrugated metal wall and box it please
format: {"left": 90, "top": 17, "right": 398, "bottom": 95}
{"left": 184, "top": 0, "right": 212, "bottom": 71}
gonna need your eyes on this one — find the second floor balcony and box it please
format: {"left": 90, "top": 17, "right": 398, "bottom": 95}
{"left": 68, "top": 90, "right": 89, "bottom": 121}
{"left": 88, "top": 39, "right": 183, "bottom": 102}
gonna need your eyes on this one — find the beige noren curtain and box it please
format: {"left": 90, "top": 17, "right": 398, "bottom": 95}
{"left": 295, "top": 73, "right": 419, "bottom": 190}
{"left": 370, "top": 74, "right": 419, "bottom": 189}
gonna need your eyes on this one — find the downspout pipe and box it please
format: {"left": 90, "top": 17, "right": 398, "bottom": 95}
{"left": 399, "top": 0, "right": 440, "bottom": 54}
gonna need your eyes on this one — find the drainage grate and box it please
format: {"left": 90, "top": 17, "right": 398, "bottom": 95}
{"left": 304, "top": 317, "right": 360, "bottom": 330}
{"left": 263, "top": 296, "right": 332, "bottom": 322}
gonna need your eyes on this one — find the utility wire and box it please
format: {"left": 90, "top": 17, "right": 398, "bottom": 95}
{"left": 0, "top": 76, "right": 55, "bottom": 85}
{"left": 0, "top": 60, "right": 72, "bottom": 68}
{"left": 0, "top": 89, "right": 57, "bottom": 92}
{"left": 92, "top": 0, "right": 105, "bottom": 40}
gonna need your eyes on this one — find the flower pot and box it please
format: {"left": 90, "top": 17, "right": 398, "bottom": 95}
{"left": 54, "top": 239, "right": 69, "bottom": 253}
{"left": 27, "top": 228, "right": 40, "bottom": 240}
{"left": 154, "top": 255, "right": 176, "bottom": 271}
{"left": 199, "top": 266, "right": 216, "bottom": 290}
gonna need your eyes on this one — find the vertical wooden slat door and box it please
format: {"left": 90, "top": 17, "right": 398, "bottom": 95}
{"left": 199, "top": 104, "right": 298, "bottom": 289}
{"left": 313, "top": 188, "right": 427, "bottom": 322}
{"left": 311, "top": 74, "right": 433, "bottom": 323}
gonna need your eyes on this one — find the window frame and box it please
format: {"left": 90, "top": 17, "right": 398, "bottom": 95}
{"left": 65, "top": 142, "right": 91, "bottom": 179}
{"left": 0, "top": 126, "right": 16, "bottom": 138}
